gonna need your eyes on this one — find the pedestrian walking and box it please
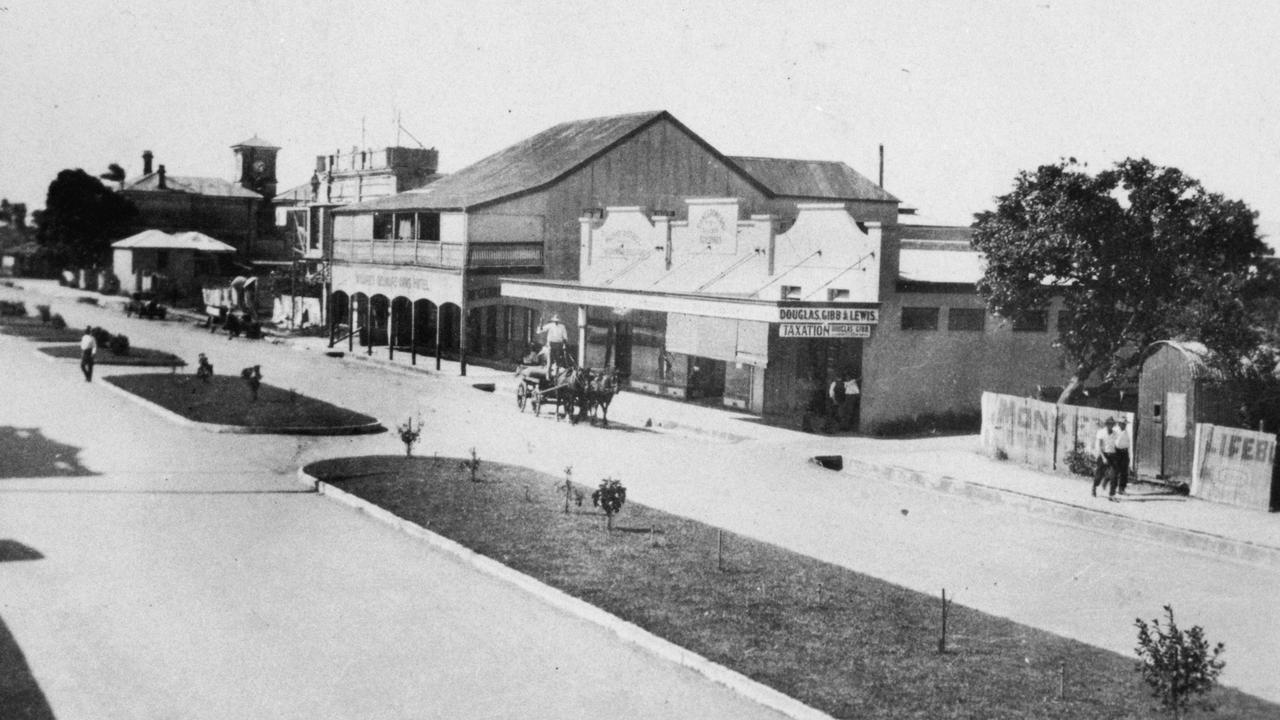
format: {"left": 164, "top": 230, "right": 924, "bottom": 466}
{"left": 1114, "top": 416, "right": 1131, "bottom": 495}
{"left": 79, "top": 326, "right": 97, "bottom": 382}
{"left": 196, "top": 353, "right": 214, "bottom": 382}
{"left": 1092, "top": 417, "right": 1118, "bottom": 499}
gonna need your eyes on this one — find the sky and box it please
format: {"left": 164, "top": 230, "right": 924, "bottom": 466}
{"left": 1, "top": 0, "right": 1278, "bottom": 238}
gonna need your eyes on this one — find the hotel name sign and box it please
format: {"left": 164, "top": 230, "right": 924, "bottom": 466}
{"left": 777, "top": 307, "right": 878, "bottom": 338}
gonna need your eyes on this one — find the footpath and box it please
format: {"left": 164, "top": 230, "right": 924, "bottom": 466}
{"left": 18, "top": 279, "right": 1280, "bottom": 568}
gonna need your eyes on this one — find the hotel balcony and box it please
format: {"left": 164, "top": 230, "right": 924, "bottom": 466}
{"left": 331, "top": 238, "right": 543, "bottom": 270}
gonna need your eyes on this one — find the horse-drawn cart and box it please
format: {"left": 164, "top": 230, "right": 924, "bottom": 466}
{"left": 515, "top": 365, "right": 581, "bottom": 420}
{"left": 514, "top": 364, "right": 620, "bottom": 426}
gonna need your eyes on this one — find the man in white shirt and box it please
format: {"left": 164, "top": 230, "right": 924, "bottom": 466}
{"left": 537, "top": 314, "right": 570, "bottom": 374}
{"left": 79, "top": 326, "right": 97, "bottom": 382}
{"left": 1113, "top": 417, "right": 1132, "bottom": 495}
{"left": 1092, "top": 417, "right": 1118, "bottom": 499}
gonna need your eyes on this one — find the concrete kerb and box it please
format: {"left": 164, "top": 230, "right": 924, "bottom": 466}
{"left": 295, "top": 467, "right": 835, "bottom": 720}
{"left": 97, "top": 376, "right": 385, "bottom": 436}
{"left": 841, "top": 456, "right": 1280, "bottom": 570}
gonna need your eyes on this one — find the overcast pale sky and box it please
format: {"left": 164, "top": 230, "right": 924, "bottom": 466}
{"left": 1, "top": 0, "right": 1277, "bottom": 237}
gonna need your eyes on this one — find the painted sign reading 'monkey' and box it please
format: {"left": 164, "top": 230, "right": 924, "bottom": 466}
{"left": 778, "top": 308, "right": 879, "bottom": 324}
{"left": 779, "top": 323, "right": 872, "bottom": 338}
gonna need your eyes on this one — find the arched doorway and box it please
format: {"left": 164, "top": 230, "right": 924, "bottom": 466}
{"left": 390, "top": 296, "right": 413, "bottom": 349}
{"left": 412, "top": 299, "right": 438, "bottom": 353}
{"left": 367, "top": 294, "right": 390, "bottom": 350}
{"left": 351, "top": 292, "right": 369, "bottom": 351}
{"left": 439, "top": 302, "right": 462, "bottom": 356}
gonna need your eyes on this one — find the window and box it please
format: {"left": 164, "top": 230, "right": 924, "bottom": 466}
{"left": 827, "top": 289, "right": 850, "bottom": 302}
{"left": 1013, "top": 310, "right": 1049, "bottom": 332}
{"left": 417, "top": 212, "right": 441, "bottom": 242}
{"left": 372, "top": 213, "right": 393, "bottom": 240}
{"left": 948, "top": 308, "right": 985, "bottom": 332}
{"left": 901, "top": 306, "right": 940, "bottom": 331}
{"left": 780, "top": 285, "right": 802, "bottom": 301}
{"left": 156, "top": 250, "right": 170, "bottom": 270}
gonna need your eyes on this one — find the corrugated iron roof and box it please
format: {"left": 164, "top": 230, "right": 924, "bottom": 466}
{"left": 124, "top": 173, "right": 263, "bottom": 198}
{"left": 1144, "top": 340, "right": 1229, "bottom": 380}
{"left": 232, "top": 135, "right": 279, "bottom": 149}
{"left": 728, "top": 156, "right": 898, "bottom": 203}
{"left": 897, "top": 247, "right": 984, "bottom": 284}
{"left": 339, "top": 111, "right": 670, "bottom": 212}
{"left": 112, "top": 229, "right": 236, "bottom": 252}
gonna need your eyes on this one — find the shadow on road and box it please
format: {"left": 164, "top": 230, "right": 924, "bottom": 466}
{"left": 0, "top": 427, "right": 96, "bottom": 480}
{"left": 0, "top": 614, "right": 56, "bottom": 720}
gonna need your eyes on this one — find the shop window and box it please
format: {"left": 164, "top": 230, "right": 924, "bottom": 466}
{"left": 780, "top": 285, "right": 802, "bottom": 301}
{"left": 1013, "top": 310, "right": 1048, "bottom": 332}
{"left": 901, "top": 306, "right": 939, "bottom": 331}
{"left": 827, "top": 289, "right": 850, "bottom": 302}
{"left": 948, "top": 308, "right": 985, "bottom": 332}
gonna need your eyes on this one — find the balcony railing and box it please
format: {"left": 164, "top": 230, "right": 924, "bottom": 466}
{"left": 331, "top": 239, "right": 543, "bottom": 269}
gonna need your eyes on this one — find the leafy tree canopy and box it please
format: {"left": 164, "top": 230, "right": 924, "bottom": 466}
{"left": 972, "top": 158, "right": 1275, "bottom": 402}
{"left": 35, "top": 168, "right": 138, "bottom": 269}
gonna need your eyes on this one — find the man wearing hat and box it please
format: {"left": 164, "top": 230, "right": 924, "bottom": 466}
{"left": 538, "top": 313, "right": 570, "bottom": 374}
{"left": 1092, "top": 417, "right": 1119, "bottom": 499}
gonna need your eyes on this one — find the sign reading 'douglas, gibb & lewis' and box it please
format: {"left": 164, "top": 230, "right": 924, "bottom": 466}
{"left": 777, "top": 307, "right": 878, "bottom": 338}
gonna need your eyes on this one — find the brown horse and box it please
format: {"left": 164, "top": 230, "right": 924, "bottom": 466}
{"left": 584, "top": 368, "right": 620, "bottom": 426}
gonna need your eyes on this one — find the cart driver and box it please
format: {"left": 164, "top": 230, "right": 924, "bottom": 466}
{"left": 538, "top": 314, "right": 570, "bottom": 374}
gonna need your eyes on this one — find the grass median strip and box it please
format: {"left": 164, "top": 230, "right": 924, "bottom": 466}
{"left": 106, "top": 373, "right": 378, "bottom": 430}
{"left": 39, "top": 344, "right": 185, "bottom": 367}
{"left": 305, "top": 455, "right": 1276, "bottom": 719}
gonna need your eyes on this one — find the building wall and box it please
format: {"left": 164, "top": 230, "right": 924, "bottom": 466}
{"left": 125, "top": 192, "right": 261, "bottom": 254}
{"left": 858, "top": 290, "right": 1066, "bottom": 431}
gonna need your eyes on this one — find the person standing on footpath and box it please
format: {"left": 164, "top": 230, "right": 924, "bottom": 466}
{"left": 1092, "top": 417, "right": 1118, "bottom": 499}
{"left": 1113, "top": 416, "right": 1131, "bottom": 495}
{"left": 79, "top": 326, "right": 97, "bottom": 382}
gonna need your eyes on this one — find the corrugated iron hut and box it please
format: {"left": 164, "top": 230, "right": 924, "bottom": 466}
{"left": 1137, "top": 340, "right": 1245, "bottom": 483}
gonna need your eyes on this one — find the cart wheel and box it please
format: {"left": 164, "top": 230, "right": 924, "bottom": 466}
{"left": 517, "top": 383, "right": 528, "bottom": 411}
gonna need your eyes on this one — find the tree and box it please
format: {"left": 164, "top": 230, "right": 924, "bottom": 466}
{"left": 35, "top": 168, "right": 138, "bottom": 269}
{"left": 1134, "top": 605, "right": 1225, "bottom": 718}
{"left": 972, "top": 158, "right": 1274, "bottom": 403}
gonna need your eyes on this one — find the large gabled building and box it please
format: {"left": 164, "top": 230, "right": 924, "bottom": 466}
{"left": 329, "top": 110, "right": 1067, "bottom": 430}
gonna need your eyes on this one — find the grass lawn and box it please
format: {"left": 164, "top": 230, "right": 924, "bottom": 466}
{"left": 39, "top": 344, "right": 185, "bottom": 367}
{"left": 305, "top": 455, "right": 1277, "bottom": 720}
{"left": 107, "top": 374, "right": 380, "bottom": 432}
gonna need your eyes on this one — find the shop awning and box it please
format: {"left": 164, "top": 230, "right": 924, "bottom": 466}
{"left": 501, "top": 278, "right": 879, "bottom": 324}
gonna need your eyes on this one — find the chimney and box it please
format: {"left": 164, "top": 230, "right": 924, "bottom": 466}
{"left": 157, "top": 164, "right": 167, "bottom": 189}
{"left": 142, "top": 150, "right": 154, "bottom": 175}
{"left": 878, "top": 144, "right": 885, "bottom": 188}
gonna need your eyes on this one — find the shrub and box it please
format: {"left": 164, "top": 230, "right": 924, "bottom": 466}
{"left": 0, "top": 300, "right": 26, "bottom": 317}
{"left": 1135, "top": 605, "right": 1225, "bottom": 718}
{"left": 50, "top": 313, "right": 66, "bottom": 329}
{"left": 35, "top": 304, "right": 51, "bottom": 322}
{"left": 75, "top": 296, "right": 99, "bottom": 306}
{"left": 397, "top": 415, "right": 422, "bottom": 457}
{"left": 108, "top": 334, "right": 130, "bottom": 356}
{"left": 592, "top": 477, "right": 627, "bottom": 530}
{"left": 90, "top": 326, "right": 113, "bottom": 346}
{"left": 1064, "top": 442, "right": 1096, "bottom": 477}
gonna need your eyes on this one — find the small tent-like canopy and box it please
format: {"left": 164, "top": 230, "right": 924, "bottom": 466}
{"left": 112, "top": 229, "right": 236, "bottom": 253}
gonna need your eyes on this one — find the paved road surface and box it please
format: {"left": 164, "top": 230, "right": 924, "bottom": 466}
{"left": 4, "top": 284, "right": 1280, "bottom": 714}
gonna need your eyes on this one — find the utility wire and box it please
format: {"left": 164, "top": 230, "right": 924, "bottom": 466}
{"left": 750, "top": 249, "right": 823, "bottom": 298}
{"left": 801, "top": 250, "right": 877, "bottom": 300}
{"left": 694, "top": 249, "right": 762, "bottom": 292}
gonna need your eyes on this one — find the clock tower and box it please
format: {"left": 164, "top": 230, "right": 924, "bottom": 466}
{"left": 231, "top": 136, "right": 280, "bottom": 199}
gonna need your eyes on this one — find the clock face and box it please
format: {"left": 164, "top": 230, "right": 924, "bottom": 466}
{"left": 252, "top": 159, "right": 267, "bottom": 174}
